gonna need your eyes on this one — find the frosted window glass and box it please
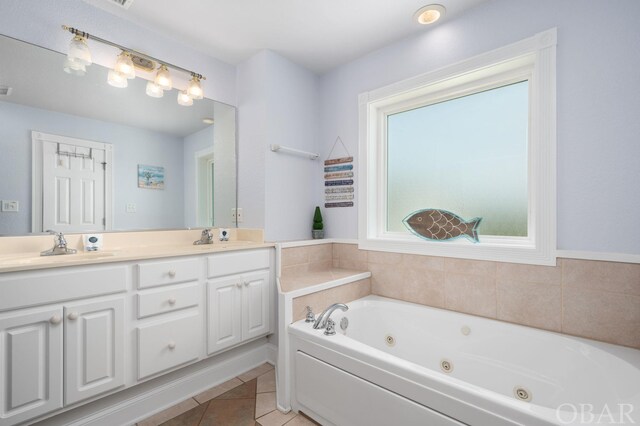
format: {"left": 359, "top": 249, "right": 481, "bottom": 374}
{"left": 387, "top": 81, "right": 529, "bottom": 237}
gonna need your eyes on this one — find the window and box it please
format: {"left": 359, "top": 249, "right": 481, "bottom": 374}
{"left": 359, "top": 29, "right": 557, "bottom": 265}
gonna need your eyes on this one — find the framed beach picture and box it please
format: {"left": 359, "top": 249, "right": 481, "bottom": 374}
{"left": 138, "top": 165, "right": 165, "bottom": 189}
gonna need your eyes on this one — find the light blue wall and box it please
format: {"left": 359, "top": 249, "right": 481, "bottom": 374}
{"left": 0, "top": 101, "right": 185, "bottom": 234}
{"left": 237, "top": 50, "right": 321, "bottom": 241}
{"left": 319, "top": 0, "right": 640, "bottom": 255}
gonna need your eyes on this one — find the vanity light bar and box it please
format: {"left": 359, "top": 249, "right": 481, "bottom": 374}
{"left": 62, "top": 25, "right": 206, "bottom": 81}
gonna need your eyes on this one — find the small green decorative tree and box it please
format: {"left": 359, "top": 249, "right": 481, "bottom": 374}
{"left": 312, "top": 206, "right": 324, "bottom": 239}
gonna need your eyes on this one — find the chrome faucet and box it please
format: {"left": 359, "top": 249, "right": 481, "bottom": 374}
{"left": 313, "top": 303, "right": 349, "bottom": 330}
{"left": 193, "top": 229, "right": 214, "bottom": 245}
{"left": 40, "top": 230, "right": 77, "bottom": 256}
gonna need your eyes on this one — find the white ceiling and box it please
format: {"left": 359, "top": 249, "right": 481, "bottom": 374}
{"left": 83, "top": 0, "right": 489, "bottom": 73}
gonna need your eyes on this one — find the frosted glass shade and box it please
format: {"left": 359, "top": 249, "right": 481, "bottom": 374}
{"left": 114, "top": 52, "right": 135, "bottom": 79}
{"left": 154, "top": 65, "right": 172, "bottom": 91}
{"left": 107, "top": 69, "right": 128, "bottom": 88}
{"left": 187, "top": 77, "right": 203, "bottom": 100}
{"left": 63, "top": 58, "right": 86, "bottom": 76}
{"left": 177, "top": 90, "right": 193, "bottom": 106}
{"left": 146, "top": 81, "right": 164, "bottom": 98}
{"left": 67, "top": 36, "right": 92, "bottom": 66}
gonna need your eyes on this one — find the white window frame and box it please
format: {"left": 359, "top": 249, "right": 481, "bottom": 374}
{"left": 358, "top": 29, "right": 557, "bottom": 265}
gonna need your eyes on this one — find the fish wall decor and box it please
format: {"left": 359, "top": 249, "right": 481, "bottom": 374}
{"left": 403, "top": 209, "right": 482, "bottom": 243}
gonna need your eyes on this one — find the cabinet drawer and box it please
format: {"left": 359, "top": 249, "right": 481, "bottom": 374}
{"left": 207, "top": 249, "right": 270, "bottom": 278}
{"left": 137, "top": 282, "right": 200, "bottom": 319}
{"left": 137, "top": 258, "right": 201, "bottom": 289}
{"left": 0, "top": 265, "right": 128, "bottom": 312}
{"left": 137, "top": 313, "right": 202, "bottom": 380}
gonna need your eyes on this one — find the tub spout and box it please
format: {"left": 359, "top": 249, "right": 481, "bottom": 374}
{"left": 313, "top": 303, "right": 349, "bottom": 330}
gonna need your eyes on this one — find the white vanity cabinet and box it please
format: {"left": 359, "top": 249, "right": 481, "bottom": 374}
{"left": 0, "top": 265, "right": 128, "bottom": 425}
{"left": 0, "top": 307, "right": 63, "bottom": 426}
{"left": 0, "top": 245, "right": 274, "bottom": 426}
{"left": 206, "top": 249, "right": 272, "bottom": 355}
{"left": 135, "top": 257, "right": 204, "bottom": 380}
{"left": 64, "top": 297, "right": 125, "bottom": 405}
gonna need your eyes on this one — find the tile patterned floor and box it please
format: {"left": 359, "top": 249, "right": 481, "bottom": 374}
{"left": 137, "top": 364, "right": 319, "bottom": 426}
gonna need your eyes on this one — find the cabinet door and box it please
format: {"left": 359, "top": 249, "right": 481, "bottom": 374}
{"left": 64, "top": 297, "right": 125, "bottom": 405}
{"left": 207, "top": 276, "right": 242, "bottom": 354}
{"left": 0, "top": 308, "right": 63, "bottom": 425}
{"left": 241, "top": 270, "right": 271, "bottom": 341}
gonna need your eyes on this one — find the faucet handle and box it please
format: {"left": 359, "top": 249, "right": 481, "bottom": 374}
{"left": 46, "top": 230, "right": 66, "bottom": 246}
{"left": 324, "top": 318, "right": 336, "bottom": 336}
{"left": 304, "top": 306, "right": 315, "bottom": 323}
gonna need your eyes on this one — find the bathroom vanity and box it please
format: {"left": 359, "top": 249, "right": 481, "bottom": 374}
{"left": 0, "top": 230, "right": 275, "bottom": 426}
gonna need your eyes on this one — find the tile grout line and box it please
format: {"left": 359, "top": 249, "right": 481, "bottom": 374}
{"left": 195, "top": 400, "right": 209, "bottom": 426}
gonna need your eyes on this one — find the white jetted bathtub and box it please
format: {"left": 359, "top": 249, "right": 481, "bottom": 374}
{"left": 288, "top": 295, "right": 640, "bottom": 426}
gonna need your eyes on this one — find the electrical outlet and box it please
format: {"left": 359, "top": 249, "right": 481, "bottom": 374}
{"left": 231, "top": 208, "right": 237, "bottom": 221}
{"left": 126, "top": 203, "right": 137, "bottom": 213}
{"left": 236, "top": 208, "right": 243, "bottom": 223}
{"left": 1, "top": 200, "right": 19, "bottom": 212}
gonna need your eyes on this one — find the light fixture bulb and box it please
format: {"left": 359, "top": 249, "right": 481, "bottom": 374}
{"left": 114, "top": 51, "right": 136, "bottom": 79}
{"left": 154, "top": 65, "right": 172, "bottom": 91}
{"left": 63, "top": 58, "right": 86, "bottom": 76}
{"left": 107, "top": 69, "right": 128, "bottom": 88}
{"left": 414, "top": 4, "right": 446, "bottom": 25}
{"left": 67, "top": 35, "right": 92, "bottom": 66}
{"left": 177, "top": 90, "right": 193, "bottom": 106}
{"left": 187, "top": 76, "right": 204, "bottom": 100}
{"left": 146, "top": 81, "right": 164, "bottom": 98}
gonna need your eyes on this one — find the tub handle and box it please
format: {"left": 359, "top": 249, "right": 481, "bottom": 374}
{"left": 304, "top": 306, "right": 315, "bottom": 323}
{"left": 324, "top": 318, "right": 336, "bottom": 336}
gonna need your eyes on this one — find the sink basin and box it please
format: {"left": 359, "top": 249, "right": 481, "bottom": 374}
{"left": 0, "top": 250, "right": 117, "bottom": 266}
{"left": 192, "top": 241, "right": 255, "bottom": 249}
{"left": 80, "top": 251, "right": 117, "bottom": 259}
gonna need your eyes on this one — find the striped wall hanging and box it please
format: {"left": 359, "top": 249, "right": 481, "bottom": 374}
{"left": 324, "top": 137, "right": 354, "bottom": 208}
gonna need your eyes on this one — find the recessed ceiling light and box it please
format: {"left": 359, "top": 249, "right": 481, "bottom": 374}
{"left": 202, "top": 118, "right": 215, "bottom": 124}
{"left": 414, "top": 4, "right": 446, "bottom": 25}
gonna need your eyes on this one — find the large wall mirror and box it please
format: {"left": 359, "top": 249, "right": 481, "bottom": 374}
{"left": 0, "top": 34, "right": 237, "bottom": 236}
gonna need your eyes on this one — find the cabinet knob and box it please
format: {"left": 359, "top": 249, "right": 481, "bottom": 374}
{"left": 168, "top": 342, "right": 176, "bottom": 350}
{"left": 236, "top": 282, "right": 242, "bottom": 288}
{"left": 67, "top": 312, "right": 79, "bottom": 321}
{"left": 49, "top": 315, "right": 62, "bottom": 325}
{"left": 168, "top": 270, "right": 177, "bottom": 278}
{"left": 168, "top": 297, "right": 177, "bottom": 305}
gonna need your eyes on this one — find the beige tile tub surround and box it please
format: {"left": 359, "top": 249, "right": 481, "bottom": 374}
{"left": 330, "top": 243, "right": 640, "bottom": 349}
{"left": 281, "top": 244, "right": 334, "bottom": 276}
{"left": 291, "top": 278, "right": 372, "bottom": 322}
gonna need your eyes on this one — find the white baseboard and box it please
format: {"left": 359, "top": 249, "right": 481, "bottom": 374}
{"left": 266, "top": 342, "right": 278, "bottom": 365}
{"left": 34, "top": 340, "right": 273, "bottom": 426}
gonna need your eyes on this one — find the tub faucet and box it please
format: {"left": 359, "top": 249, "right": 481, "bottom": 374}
{"left": 313, "top": 303, "right": 348, "bottom": 330}
{"left": 40, "top": 230, "right": 77, "bottom": 256}
{"left": 193, "top": 229, "right": 214, "bottom": 245}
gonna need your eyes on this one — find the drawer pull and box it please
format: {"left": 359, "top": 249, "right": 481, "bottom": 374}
{"left": 244, "top": 281, "right": 250, "bottom": 287}
{"left": 168, "top": 297, "right": 177, "bottom": 305}
{"left": 168, "top": 270, "right": 177, "bottom": 278}
{"left": 168, "top": 341, "right": 176, "bottom": 350}
{"left": 49, "top": 315, "right": 62, "bottom": 325}
{"left": 67, "top": 312, "right": 79, "bottom": 321}
{"left": 236, "top": 282, "right": 242, "bottom": 288}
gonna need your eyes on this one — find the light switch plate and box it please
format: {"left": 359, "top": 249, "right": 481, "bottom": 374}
{"left": 1, "top": 200, "right": 19, "bottom": 212}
